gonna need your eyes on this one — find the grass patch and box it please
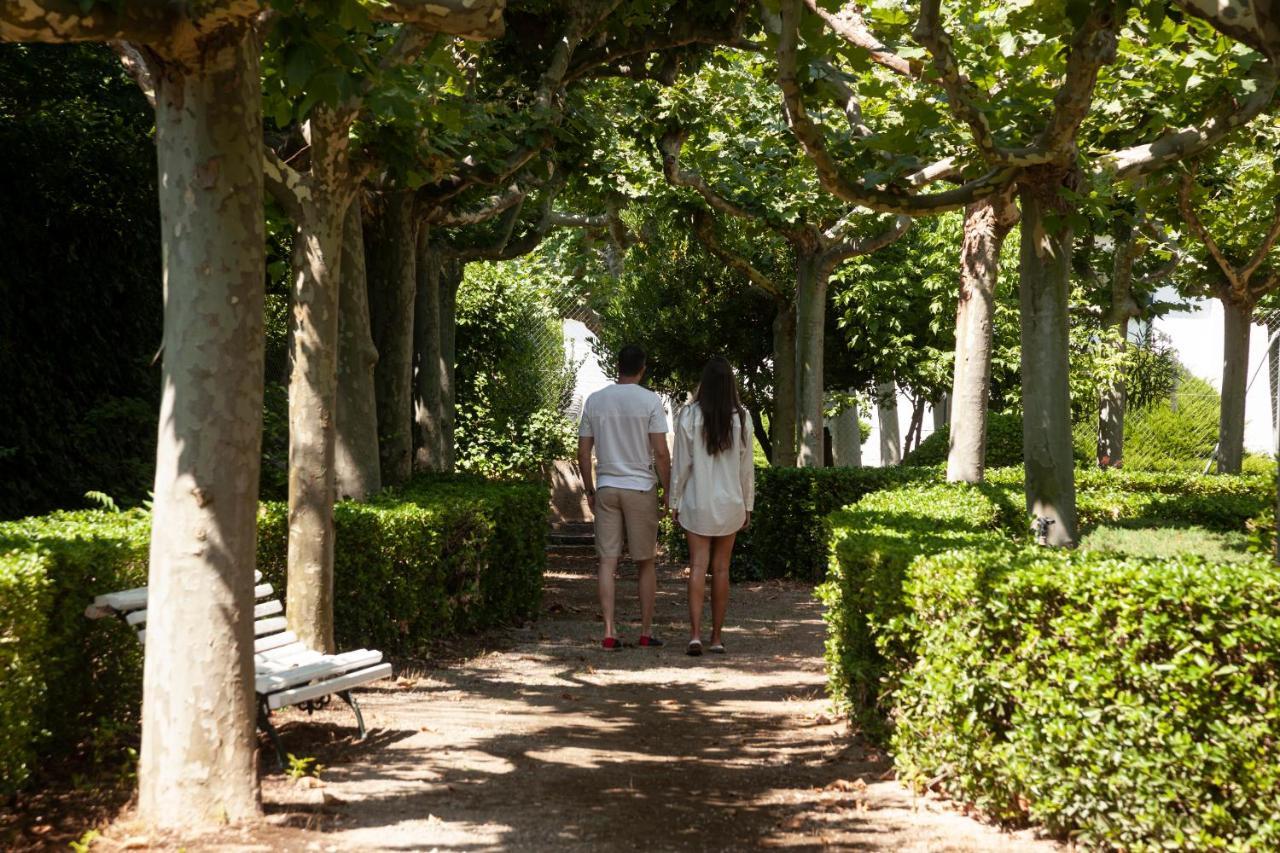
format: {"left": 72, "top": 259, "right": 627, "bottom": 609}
{"left": 1079, "top": 524, "right": 1254, "bottom": 563}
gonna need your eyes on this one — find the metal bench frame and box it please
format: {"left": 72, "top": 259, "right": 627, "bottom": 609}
{"left": 86, "top": 571, "right": 391, "bottom": 768}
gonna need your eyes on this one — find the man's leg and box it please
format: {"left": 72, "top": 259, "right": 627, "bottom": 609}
{"left": 599, "top": 555, "right": 619, "bottom": 641}
{"left": 621, "top": 487, "right": 661, "bottom": 641}
{"left": 594, "top": 488, "right": 624, "bottom": 643}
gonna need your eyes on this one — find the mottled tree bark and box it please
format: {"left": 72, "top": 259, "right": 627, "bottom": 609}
{"left": 335, "top": 201, "right": 382, "bottom": 501}
{"left": 139, "top": 24, "right": 264, "bottom": 827}
{"left": 1017, "top": 177, "right": 1077, "bottom": 546}
{"left": 413, "top": 237, "right": 445, "bottom": 472}
{"left": 876, "top": 382, "right": 901, "bottom": 465}
{"left": 831, "top": 399, "right": 862, "bottom": 467}
{"left": 772, "top": 303, "right": 799, "bottom": 467}
{"left": 365, "top": 192, "right": 418, "bottom": 486}
{"left": 439, "top": 257, "right": 464, "bottom": 471}
{"left": 1217, "top": 296, "right": 1253, "bottom": 474}
{"left": 947, "top": 193, "right": 1018, "bottom": 482}
{"left": 284, "top": 108, "right": 352, "bottom": 655}
{"left": 794, "top": 251, "right": 830, "bottom": 467}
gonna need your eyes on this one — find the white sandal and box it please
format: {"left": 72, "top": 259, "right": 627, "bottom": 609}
{"left": 686, "top": 639, "right": 703, "bottom": 657}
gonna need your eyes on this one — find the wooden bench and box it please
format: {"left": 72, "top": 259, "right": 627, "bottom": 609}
{"left": 86, "top": 571, "right": 392, "bottom": 767}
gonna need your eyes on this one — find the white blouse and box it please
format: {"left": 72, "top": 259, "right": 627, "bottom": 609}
{"left": 670, "top": 404, "right": 755, "bottom": 537}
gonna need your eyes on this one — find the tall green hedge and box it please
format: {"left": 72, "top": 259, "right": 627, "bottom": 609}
{"left": 821, "top": 471, "right": 1280, "bottom": 849}
{"left": 0, "top": 476, "right": 547, "bottom": 794}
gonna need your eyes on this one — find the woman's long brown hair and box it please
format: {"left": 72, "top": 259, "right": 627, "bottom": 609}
{"left": 692, "top": 356, "right": 747, "bottom": 456}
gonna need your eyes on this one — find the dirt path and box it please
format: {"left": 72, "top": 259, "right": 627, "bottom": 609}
{"left": 103, "top": 554, "right": 1059, "bottom": 851}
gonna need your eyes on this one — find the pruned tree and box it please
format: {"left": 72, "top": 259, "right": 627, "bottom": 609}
{"left": 776, "top": 0, "right": 1275, "bottom": 543}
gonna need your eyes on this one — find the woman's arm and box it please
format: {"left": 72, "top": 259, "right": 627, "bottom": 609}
{"left": 670, "top": 410, "right": 693, "bottom": 512}
{"left": 739, "top": 414, "right": 755, "bottom": 515}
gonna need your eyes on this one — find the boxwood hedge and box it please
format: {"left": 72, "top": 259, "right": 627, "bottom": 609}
{"left": 0, "top": 475, "right": 546, "bottom": 794}
{"left": 821, "top": 470, "right": 1280, "bottom": 849}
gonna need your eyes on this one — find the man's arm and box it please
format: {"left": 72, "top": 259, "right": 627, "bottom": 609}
{"left": 578, "top": 436, "right": 595, "bottom": 511}
{"left": 650, "top": 432, "right": 671, "bottom": 509}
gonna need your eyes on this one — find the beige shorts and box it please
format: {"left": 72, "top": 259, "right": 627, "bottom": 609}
{"left": 594, "top": 486, "right": 659, "bottom": 560}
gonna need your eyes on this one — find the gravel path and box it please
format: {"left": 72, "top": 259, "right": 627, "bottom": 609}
{"left": 100, "top": 553, "right": 1060, "bottom": 851}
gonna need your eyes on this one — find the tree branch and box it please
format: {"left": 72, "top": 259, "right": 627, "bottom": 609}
{"left": 1177, "top": 168, "right": 1239, "bottom": 289}
{"left": 775, "top": 0, "right": 1017, "bottom": 215}
{"left": 690, "top": 208, "right": 785, "bottom": 299}
{"left": 110, "top": 40, "right": 157, "bottom": 107}
{"left": 263, "top": 147, "right": 309, "bottom": 220}
{"left": 824, "top": 214, "right": 911, "bottom": 263}
{"left": 368, "top": 0, "right": 505, "bottom": 40}
{"left": 1094, "top": 62, "right": 1277, "bottom": 181}
{"left": 428, "top": 182, "right": 526, "bottom": 226}
{"left": 659, "top": 128, "right": 805, "bottom": 241}
{"left": 804, "top": 0, "right": 919, "bottom": 79}
{"left": 1240, "top": 203, "right": 1280, "bottom": 284}
{"left": 1, "top": 0, "right": 186, "bottom": 44}
{"left": 1035, "top": 4, "right": 1119, "bottom": 159}
{"left": 1168, "top": 0, "right": 1277, "bottom": 59}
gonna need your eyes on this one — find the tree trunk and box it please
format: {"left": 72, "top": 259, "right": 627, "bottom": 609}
{"left": 794, "top": 252, "right": 828, "bottom": 468}
{"left": 749, "top": 405, "right": 772, "bottom": 463}
{"left": 831, "top": 399, "right": 862, "bottom": 467}
{"left": 947, "top": 194, "right": 1017, "bottom": 483}
{"left": 335, "top": 200, "right": 381, "bottom": 501}
{"left": 138, "top": 26, "right": 263, "bottom": 828}
{"left": 1097, "top": 228, "right": 1140, "bottom": 468}
{"left": 413, "top": 237, "right": 445, "bottom": 472}
{"left": 365, "top": 192, "right": 417, "bottom": 487}
{"left": 439, "top": 258, "right": 463, "bottom": 472}
{"left": 905, "top": 395, "right": 925, "bottom": 454}
{"left": 932, "top": 393, "right": 950, "bottom": 432}
{"left": 876, "top": 382, "right": 901, "bottom": 465}
{"left": 1017, "top": 178, "right": 1077, "bottom": 546}
{"left": 1218, "top": 295, "right": 1252, "bottom": 474}
{"left": 772, "top": 302, "right": 799, "bottom": 466}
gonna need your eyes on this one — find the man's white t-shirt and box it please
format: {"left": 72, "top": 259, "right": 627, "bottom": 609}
{"left": 579, "top": 383, "right": 669, "bottom": 492}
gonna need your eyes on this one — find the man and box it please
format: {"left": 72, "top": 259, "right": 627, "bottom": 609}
{"left": 578, "top": 344, "right": 671, "bottom": 649}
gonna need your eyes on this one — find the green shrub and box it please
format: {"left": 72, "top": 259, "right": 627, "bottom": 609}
{"left": 893, "top": 549, "right": 1280, "bottom": 849}
{"left": 0, "top": 476, "right": 546, "bottom": 793}
{"left": 0, "top": 510, "right": 150, "bottom": 795}
{"left": 818, "top": 483, "right": 1017, "bottom": 737}
{"left": 901, "top": 411, "right": 1024, "bottom": 469}
{"left": 823, "top": 472, "right": 1280, "bottom": 848}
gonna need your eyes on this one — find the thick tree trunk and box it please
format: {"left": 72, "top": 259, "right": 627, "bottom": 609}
{"left": 335, "top": 200, "right": 381, "bottom": 501}
{"left": 1218, "top": 296, "right": 1252, "bottom": 474}
{"left": 365, "top": 192, "right": 417, "bottom": 487}
{"left": 831, "top": 399, "right": 862, "bottom": 467}
{"left": 876, "top": 382, "right": 901, "bottom": 465}
{"left": 1017, "top": 179, "right": 1077, "bottom": 546}
{"left": 947, "top": 194, "right": 1017, "bottom": 483}
{"left": 285, "top": 108, "right": 351, "bottom": 656}
{"left": 1097, "top": 229, "right": 1140, "bottom": 468}
{"left": 439, "top": 258, "right": 463, "bottom": 471}
{"left": 772, "top": 302, "right": 799, "bottom": 466}
{"left": 794, "top": 252, "right": 828, "bottom": 468}
{"left": 413, "top": 238, "right": 445, "bottom": 472}
{"left": 138, "top": 27, "right": 264, "bottom": 828}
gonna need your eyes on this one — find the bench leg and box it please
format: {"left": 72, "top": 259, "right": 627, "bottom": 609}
{"left": 257, "top": 699, "right": 287, "bottom": 770}
{"left": 338, "top": 690, "right": 367, "bottom": 739}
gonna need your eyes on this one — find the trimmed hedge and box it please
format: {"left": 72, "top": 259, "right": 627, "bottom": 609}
{"left": 0, "top": 476, "right": 546, "bottom": 794}
{"left": 900, "top": 410, "right": 1025, "bottom": 469}
{"left": 822, "top": 470, "right": 1280, "bottom": 849}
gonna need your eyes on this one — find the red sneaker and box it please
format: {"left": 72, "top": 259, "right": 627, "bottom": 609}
{"left": 638, "top": 635, "right": 664, "bottom": 648}
{"left": 601, "top": 637, "right": 622, "bottom": 650}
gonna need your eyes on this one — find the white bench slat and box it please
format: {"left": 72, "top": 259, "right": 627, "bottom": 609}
{"left": 141, "top": 614, "right": 288, "bottom": 647}
{"left": 94, "top": 587, "right": 147, "bottom": 613}
{"left": 253, "top": 615, "right": 288, "bottom": 637}
{"left": 254, "top": 630, "right": 297, "bottom": 654}
{"left": 254, "top": 583, "right": 274, "bottom": 600}
{"left": 258, "top": 646, "right": 325, "bottom": 667}
{"left": 266, "top": 663, "right": 392, "bottom": 710}
{"left": 255, "top": 650, "right": 383, "bottom": 693}
{"left": 126, "top": 598, "right": 282, "bottom": 628}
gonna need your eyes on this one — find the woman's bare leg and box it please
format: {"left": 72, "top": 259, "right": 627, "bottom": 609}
{"left": 708, "top": 533, "right": 736, "bottom": 645}
{"left": 686, "top": 531, "right": 711, "bottom": 642}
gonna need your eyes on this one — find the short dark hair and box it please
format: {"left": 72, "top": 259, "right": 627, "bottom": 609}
{"left": 618, "top": 344, "right": 646, "bottom": 377}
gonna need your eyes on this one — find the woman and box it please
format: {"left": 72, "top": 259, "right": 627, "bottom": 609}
{"left": 670, "top": 357, "right": 755, "bottom": 657}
